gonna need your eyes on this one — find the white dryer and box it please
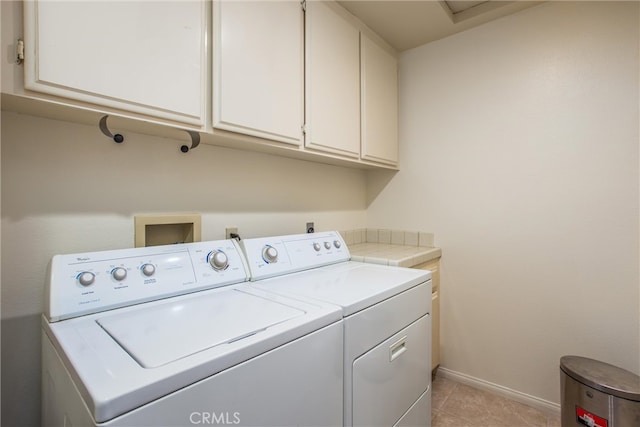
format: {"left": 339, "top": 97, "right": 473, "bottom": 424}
{"left": 241, "top": 231, "right": 433, "bottom": 427}
{"left": 41, "top": 239, "right": 343, "bottom": 426}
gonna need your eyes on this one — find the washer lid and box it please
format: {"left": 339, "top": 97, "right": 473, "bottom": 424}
{"left": 45, "top": 285, "right": 341, "bottom": 423}
{"left": 97, "top": 289, "right": 304, "bottom": 368}
{"left": 560, "top": 355, "right": 640, "bottom": 401}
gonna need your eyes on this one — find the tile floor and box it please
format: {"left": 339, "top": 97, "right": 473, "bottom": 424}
{"left": 431, "top": 376, "right": 561, "bottom": 427}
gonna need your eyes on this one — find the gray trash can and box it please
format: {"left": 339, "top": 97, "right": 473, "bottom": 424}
{"left": 560, "top": 355, "right": 640, "bottom": 426}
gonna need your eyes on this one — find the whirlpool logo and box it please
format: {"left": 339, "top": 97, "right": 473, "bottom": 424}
{"left": 189, "top": 412, "right": 241, "bottom": 425}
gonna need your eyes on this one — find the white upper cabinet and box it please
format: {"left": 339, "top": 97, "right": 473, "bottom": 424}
{"left": 213, "top": 1, "right": 304, "bottom": 145}
{"left": 361, "top": 33, "right": 399, "bottom": 165}
{"left": 305, "top": 1, "right": 361, "bottom": 158}
{"left": 23, "top": 1, "right": 206, "bottom": 127}
{"left": 9, "top": 0, "right": 398, "bottom": 169}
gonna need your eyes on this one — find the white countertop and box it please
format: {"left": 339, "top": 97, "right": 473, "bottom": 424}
{"left": 348, "top": 243, "right": 441, "bottom": 268}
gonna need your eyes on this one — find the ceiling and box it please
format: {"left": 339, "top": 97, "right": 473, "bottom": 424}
{"left": 337, "top": 0, "right": 544, "bottom": 52}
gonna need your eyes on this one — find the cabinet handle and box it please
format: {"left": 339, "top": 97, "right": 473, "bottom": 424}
{"left": 389, "top": 336, "right": 407, "bottom": 362}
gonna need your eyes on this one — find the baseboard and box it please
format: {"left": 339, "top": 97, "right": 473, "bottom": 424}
{"left": 436, "top": 367, "right": 561, "bottom": 417}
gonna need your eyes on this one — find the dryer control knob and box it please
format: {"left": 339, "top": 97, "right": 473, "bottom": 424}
{"left": 77, "top": 271, "right": 95, "bottom": 287}
{"left": 324, "top": 241, "right": 332, "bottom": 250}
{"left": 208, "top": 251, "right": 229, "bottom": 271}
{"left": 313, "top": 243, "right": 321, "bottom": 252}
{"left": 333, "top": 240, "right": 342, "bottom": 249}
{"left": 111, "top": 267, "right": 127, "bottom": 281}
{"left": 141, "top": 263, "right": 156, "bottom": 277}
{"left": 262, "top": 246, "right": 278, "bottom": 264}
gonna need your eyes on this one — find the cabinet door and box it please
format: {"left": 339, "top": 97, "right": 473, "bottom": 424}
{"left": 416, "top": 259, "right": 441, "bottom": 372}
{"left": 305, "top": 1, "right": 360, "bottom": 158}
{"left": 23, "top": 1, "right": 206, "bottom": 127}
{"left": 431, "top": 289, "right": 440, "bottom": 371}
{"left": 361, "top": 33, "right": 398, "bottom": 165}
{"left": 213, "top": 1, "right": 303, "bottom": 146}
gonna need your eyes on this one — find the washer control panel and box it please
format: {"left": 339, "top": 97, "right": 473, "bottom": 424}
{"left": 46, "top": 240, "right": 248, "bottom": 322}
{"left": 241, "top": 231, "right": 350, "bottom": 281}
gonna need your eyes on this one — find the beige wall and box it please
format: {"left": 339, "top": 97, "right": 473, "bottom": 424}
{"left": 368, "top": 1, "right": 639, "bottom": 405}
{"left": 1, "top": 111, "right": 367, "bottom": 425}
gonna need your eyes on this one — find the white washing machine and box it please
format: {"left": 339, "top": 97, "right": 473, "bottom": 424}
{"left": 241, "top": 231, "right": 432, "bottom": 427}
{"left": 41, "top": 239, "right": 343, "bottom": 426}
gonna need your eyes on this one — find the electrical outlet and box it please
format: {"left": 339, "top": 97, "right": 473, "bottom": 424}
{"left": 225, "top": 227, "right": 238, "bottom": 239}
{"left": 306, "top": 222, "right": 314, "bottom": 233}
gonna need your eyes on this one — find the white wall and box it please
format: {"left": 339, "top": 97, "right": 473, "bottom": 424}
{"left": 368, "top": 1, "right": 639, "bottom": 405}
{"left": 1, "top": 111, "right": 367, "bottom": 426}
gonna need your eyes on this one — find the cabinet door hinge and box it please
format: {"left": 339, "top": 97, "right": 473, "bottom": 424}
{"left": 16, "top": 38, "right": 24, "bottom": 65}
{"left": 301, "top": 0, "right": 306, "bottom": 12}
{"left": 301, "top": 124, "right": 307, "bottom": 136}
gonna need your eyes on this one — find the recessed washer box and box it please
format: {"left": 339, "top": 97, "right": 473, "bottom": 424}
{"left": 134, "top": 214, "right": 201, "bottom": 247}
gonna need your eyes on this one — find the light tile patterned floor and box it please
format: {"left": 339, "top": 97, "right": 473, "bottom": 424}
{"left": 431, "top": 376, "right": 561, "bottom": 427}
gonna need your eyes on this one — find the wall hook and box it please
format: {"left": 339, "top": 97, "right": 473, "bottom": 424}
{"left": 16, "top": 39, "right": 24, "bottom": 65}
{"left": 180, "top": 130, "right": 200, "bottom": 153}
{"left": 99, "top": 115, "right": 124, "bottom": 143}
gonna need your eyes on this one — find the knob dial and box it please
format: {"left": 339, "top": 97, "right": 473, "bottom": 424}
{"left": 208, "top": 250, "right": 229, "bottom": 271}
{"left": 77, "top": 271, "right": 95, "bottom": 287}
{"left": 313, "top": 242, "right": 321, "bottom": 252}
{"left": 141, "top": 263, "right": 156, "bottom": 277}
{"left": 111, "top": 267, "right": 127, "bottom": 281}
{"left": 324, "top": 241, "right": 331, "bottom": 250}
{"left": 333, "top": 240, "right": 342, "bottom": 249}
{"left": 262, "top": 246, "right": 278, "bottom": 264}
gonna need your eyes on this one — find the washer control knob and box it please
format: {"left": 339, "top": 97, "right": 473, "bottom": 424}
{"left": 208, "top": 250, "right": 229, "bottom": 271}
{"left": 77, "top": 271, "right": 95, "bottom": 287}
{"left": 262, "top": 245, "right": 278, "bottom": 264}
{"left": 141, "top": 263, "right": 156, "bottom": 277}
{"left": 324, "top": 241, "right": 331, "bottom": 250}
{"left": 313, "top": 243, "right": 321, "bottom": 252}
{"left": 333, "top": 240, "right": 342, "bottom": 249}
{"left": 111, "top": 267, "right": 127, "bottom": 281}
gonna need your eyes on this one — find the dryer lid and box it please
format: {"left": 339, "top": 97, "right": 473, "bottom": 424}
{"left": 251, "top": 262, "right": 430, "bottom": 317}
{"left": 97, "top": 289, "right": 304, "bottom": 368}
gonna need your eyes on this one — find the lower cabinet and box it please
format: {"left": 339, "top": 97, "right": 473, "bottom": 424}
{"left": 415, "top": 258, "right": 441, "bottom": 373}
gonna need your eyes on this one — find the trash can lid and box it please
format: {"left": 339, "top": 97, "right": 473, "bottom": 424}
{"left": 560, "top": 356, "right": 640, "bottom": 402}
